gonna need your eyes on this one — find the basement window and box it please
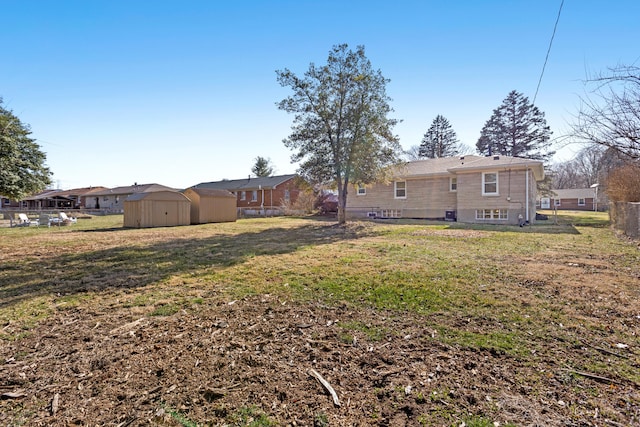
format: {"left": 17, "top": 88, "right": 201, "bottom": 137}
{"left": 475, "top": 209, "right": 508, "bottom": 220}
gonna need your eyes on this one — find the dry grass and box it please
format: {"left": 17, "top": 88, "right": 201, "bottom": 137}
{"left": 1, "top": 211, "right": 639, "bottom": 425}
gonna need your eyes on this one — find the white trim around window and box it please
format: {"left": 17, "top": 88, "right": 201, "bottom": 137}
{"left": 578, "top": 198, "right": 585, "bottom": 206}
{"left": 394, "top": 181, "right": 406, "bottom": 199}
{"left": 482, "top": 172, "right": 498, "bottom": 195}
{"left": 357, "top": 184, "right": 366, "bottom": 195}
{"left": 449, "top": 177, "right": 457, "bottom": 192}
{"left": 475, "top": 209, "right": 508, "bottom": 220}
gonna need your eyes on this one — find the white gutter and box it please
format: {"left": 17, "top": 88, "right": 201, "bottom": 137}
{"left": 526, "top": 167, "right": 530, "bottom": 222}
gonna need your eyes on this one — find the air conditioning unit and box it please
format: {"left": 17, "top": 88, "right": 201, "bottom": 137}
{"left": 367, "top": 212, "right": 377, "bottom": 218}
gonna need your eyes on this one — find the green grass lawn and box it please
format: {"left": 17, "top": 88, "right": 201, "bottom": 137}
{"left": 1, "top": 211, "right": 639, "bottom": 425}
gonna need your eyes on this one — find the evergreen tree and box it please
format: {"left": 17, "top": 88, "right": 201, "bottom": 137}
{"left": 476, "top": 90, "right": 554, "bottom": 161}
{"left": 0, "top": 98, "right": 52, "bottom": 200}
{"left": 418, "top": 115, "right": 460, "bottom": 158}
{"left": 251, "top": 156, "right": 275, "bottom": 177}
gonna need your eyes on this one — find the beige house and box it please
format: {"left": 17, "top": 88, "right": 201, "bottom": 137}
{"left": 346, "top": 155, "right": 544, "bottom": 225}
{"left": 123, "top": 191, "right": 191, "bottom": 228}
{"left": 183, "top": 188, "right": 237, "bottom": 224}
{"left": 88, "top": 184, "right": 178, "bottom": 212}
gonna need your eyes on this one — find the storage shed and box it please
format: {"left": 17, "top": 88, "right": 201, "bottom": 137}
{"left": 123, "top": 191, "right": 191, "bottom": 228}
{"left": 183, "top": 188, "right": 237, "bottom": 224}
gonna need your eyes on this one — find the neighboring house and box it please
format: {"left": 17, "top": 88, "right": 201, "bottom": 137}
{"left": 18, "top": 187, "right": 108, "bottom": 210}
{"left": 346, "top": 155, "right": 544, "bottom": 225}
{"left": 1, "top": 195, "right": 20, "bottom": 209}
{"left": 192, "top": 174, "right": 302, "bottom": 215}
{"left": 538, "top": 188, "right": 600, "bottom": 211}
{"left": 87, "top": 183, "right": 178, "bottom": 212}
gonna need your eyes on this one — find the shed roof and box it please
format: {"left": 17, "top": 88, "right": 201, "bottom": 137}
{"left": 125, "top": 191, "right": 190, "bottom": 202}
{"left": 184, "top": 188, "right": 236, "bottom": 198}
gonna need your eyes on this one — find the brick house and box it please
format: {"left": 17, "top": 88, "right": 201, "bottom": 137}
{"left": 192, "top": 174, "right": 303, "bottom": 215}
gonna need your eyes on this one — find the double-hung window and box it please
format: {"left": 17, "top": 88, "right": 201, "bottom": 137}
{"left": 482, "top": 172, "right": 498, "bottom": 195}
{"left": 357, "top": 184, "right": 366, "bottom": 195}
{"left": 450, "top": 177, "right": 457, "bottom": 192}
{"left": 394, "top": 181, "right": 406, "bottom": 199}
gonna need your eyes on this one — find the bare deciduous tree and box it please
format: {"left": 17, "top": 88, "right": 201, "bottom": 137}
{"left": 570, "top": 65, "right": 640, "bottom": 160}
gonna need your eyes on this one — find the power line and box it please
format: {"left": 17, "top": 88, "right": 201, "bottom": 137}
{"left": 533, "top": 0, "right": 564, "bottom": 104}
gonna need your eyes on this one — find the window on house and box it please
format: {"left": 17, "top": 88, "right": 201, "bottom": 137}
{"left": 284, "top": 189, "right": 290, "bottom": 202}
{"left": 554, "top": 199, "right": 561, "bottom": 207}
{"left": 240, "top": 191, "right": 246, "bottom": 201}
{"left": 482, "top": 172, "right": 498, "bottom": 195}
{"left": 251, "top": 191, "right": 258, "bottom": 202}
{"left": 578, "top": 198, "right": 585, "bottom": 206}
{"left": 394, "top": 181, "right": 406, "bottom": 198}
{"left": 475, "top": 209, "right": 508, "bottom": 220}
{"left": 450, "top": 177, "right": 457, "bottom": 192}
{"left": 357, "top": 184, "right": 366, "bottom": 195}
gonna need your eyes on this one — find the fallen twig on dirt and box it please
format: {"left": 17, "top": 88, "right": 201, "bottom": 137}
{"left": 581, "top": 340, "right": 629, "bottom": 359}
{"left": 565, "top": 369, "right": 622, "bottom": 385}
{"left": 309, "top": 368, "right": 340, "bottom": 407}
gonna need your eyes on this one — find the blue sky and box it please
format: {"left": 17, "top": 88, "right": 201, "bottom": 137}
{"left": 2, "top": 1, "right": 639, "bottom": 189}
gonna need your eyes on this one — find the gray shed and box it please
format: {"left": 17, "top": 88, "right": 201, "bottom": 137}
{"left": 183, "top": 188, "right": 237, "bottom": 224}
{"left": 123, "top": 191, "right": 191, "bottom": 228}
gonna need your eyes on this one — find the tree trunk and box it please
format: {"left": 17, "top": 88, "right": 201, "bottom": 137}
{"left": 336, "top": 183, "right": 348, "bottom": 224}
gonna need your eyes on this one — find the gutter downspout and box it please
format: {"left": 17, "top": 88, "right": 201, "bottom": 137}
{"left": 525, "top": 168, "right": 530, "bottom": 223}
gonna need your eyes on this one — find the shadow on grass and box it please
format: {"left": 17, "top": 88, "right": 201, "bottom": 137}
{"left": 0, "top": 220, "right": 374, "bottom": 310}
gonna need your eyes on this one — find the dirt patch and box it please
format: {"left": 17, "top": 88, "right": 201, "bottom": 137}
{"left": 2, "top": 293, "right": 639, "bottom": 426}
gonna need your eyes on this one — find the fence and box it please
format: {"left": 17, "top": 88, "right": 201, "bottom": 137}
{"left": 610, "top": 201, "right": 640, "bottom": 239}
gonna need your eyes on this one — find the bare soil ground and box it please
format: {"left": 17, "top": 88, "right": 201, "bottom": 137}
{"left": 1, "top": 217, "right": 639, "bottom": 426}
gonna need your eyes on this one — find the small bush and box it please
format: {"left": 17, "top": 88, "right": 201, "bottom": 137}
{"left": 607, "top": 163, "right": 640, "bottom": 202}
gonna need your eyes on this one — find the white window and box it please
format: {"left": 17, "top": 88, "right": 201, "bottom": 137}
{"left": 251, "top": 191, "right": 258, "bottom": 202}
{"left": 554, "top": 198, "right": 561, "bottom": 207}
{"left": 450, "top": 177, "right": 457, "bottom": 192}
{"left": 482, "top": 172, "right": 498, "bottom": 195}
{"left": 284, "top": 189, "right": 290, "bottom": 202}
{"left": 240, "top": 191, "right": 246, "bottom": 201}
{"left": 394, "top": 181, "right": 406, "bottom": 198}
{"left": 357, "top": 184, "right": 366, "bottom": 195}
{"left": 578, "top": 198, "right": 585, "bottom": 206}
{"left": 475, "top": 209, "right": 508, "bottom": 220}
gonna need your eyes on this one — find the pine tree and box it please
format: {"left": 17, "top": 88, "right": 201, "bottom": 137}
{"left": 251, "top": 156, "right": 274, "bottom": 177}
{"left": 418, "top": 115, "right": 460, "bottom": 158}
{"left": 476, "top": 90, "right": 554, "bottom": 161}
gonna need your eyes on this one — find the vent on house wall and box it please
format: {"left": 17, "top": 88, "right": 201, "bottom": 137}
{"left": 493, "top": 156, "right": 500, "bottom": 160}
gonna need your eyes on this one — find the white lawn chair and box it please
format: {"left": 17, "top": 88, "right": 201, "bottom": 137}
{"left": 17, "top": 213, "right": 38, "bottom": 227}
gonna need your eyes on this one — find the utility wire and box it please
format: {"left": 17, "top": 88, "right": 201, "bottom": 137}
{"left": 533, "top": 0, "right": 564, "bottom": 104}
